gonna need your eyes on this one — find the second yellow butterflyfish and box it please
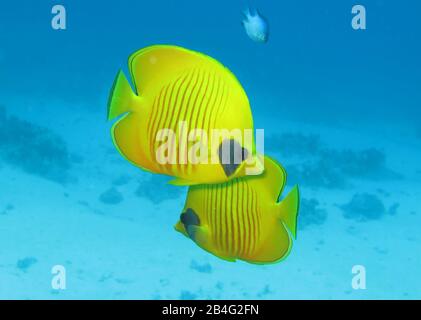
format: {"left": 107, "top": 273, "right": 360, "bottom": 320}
{"left": 107, "top": 45, "right": 261, "bottom": 186}
{"left": 174, "top": 156, "right": 300, "bottom": 264}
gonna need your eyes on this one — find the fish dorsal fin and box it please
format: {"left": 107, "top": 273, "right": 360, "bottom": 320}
{"left": 128, "top": 45, "right": 216, "bottom": 95}
{"left": 248, "top": 155, "right": 287, "bottom": 201}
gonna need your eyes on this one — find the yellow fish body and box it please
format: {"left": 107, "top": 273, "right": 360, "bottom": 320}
{"left": 107, "top": 45, "right": 260, "bottom": 185}
{"left": 174, "top": 156, "right": 300, "bottom": 264}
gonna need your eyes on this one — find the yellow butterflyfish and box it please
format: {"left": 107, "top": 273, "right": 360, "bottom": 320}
{"left": 107, "top": 45, "right": 262, "bottom": 185}
{"left": 174, "top": 156, "right": 300, "bottom": 264}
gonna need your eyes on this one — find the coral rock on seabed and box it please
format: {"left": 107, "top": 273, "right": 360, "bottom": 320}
{"left": 0, "top": 106, "right": 72, "bottom": 183}
{"left": 16, "top": 257, "right": 38, "bottom": 272}
{"left": 299, "top": 198, "right": 328, "bottom": 229}
{"left": 340, "top": 193, "right": 389, "bottom": 222}
{"left": 99, "top": 187, "right": 124, "bottom": 205}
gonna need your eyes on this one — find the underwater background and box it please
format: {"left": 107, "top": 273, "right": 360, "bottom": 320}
{"left": 0, "top": 0, "right": 420, "bottom": 299}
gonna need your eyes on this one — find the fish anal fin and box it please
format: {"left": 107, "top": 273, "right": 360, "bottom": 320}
{"left": 250, "top": 223, "right": 292, "bottom": 264}
{"left": 168, "top": 177, "right": 196, "bottom": 186}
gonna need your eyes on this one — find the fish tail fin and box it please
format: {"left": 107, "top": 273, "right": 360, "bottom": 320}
{"left": 108, "top": 70, "right": 151, "bottom": 170}
{"left": 277, "top": 185, "right": 300, "bottom": 239}
{"left": 107, "top": 70, "right": 138, "bottom": 120}
{"left": 242, "top": 7, "right": 252, "bottom": 19}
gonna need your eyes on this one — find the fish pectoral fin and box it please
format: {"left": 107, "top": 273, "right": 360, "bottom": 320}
{"left": 277, "top": 185, "right": 300, "bottom": 239}
{"left": 107, "top": 70, "right": 137, "bottom": 121}
{"left": 249, "top": 229, "right": 293, "bottom": 265}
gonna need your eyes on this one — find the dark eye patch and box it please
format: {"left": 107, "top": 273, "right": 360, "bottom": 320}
{"left": 180, "top": 208, "right": 201, "bottom": 240}
{"left": 218, "top": 139, "right": 249, "bottom": 177}
{"left": 180, "top": 208, "right": 200, "bottom": 227}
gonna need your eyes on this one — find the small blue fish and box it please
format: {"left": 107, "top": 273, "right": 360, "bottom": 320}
{"left": 242, "top": 8, "right": 269, "bottom": 43}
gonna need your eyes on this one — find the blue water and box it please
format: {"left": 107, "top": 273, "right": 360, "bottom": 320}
{"left": 0, "top": 0, "right": 420, "bottom": 299}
